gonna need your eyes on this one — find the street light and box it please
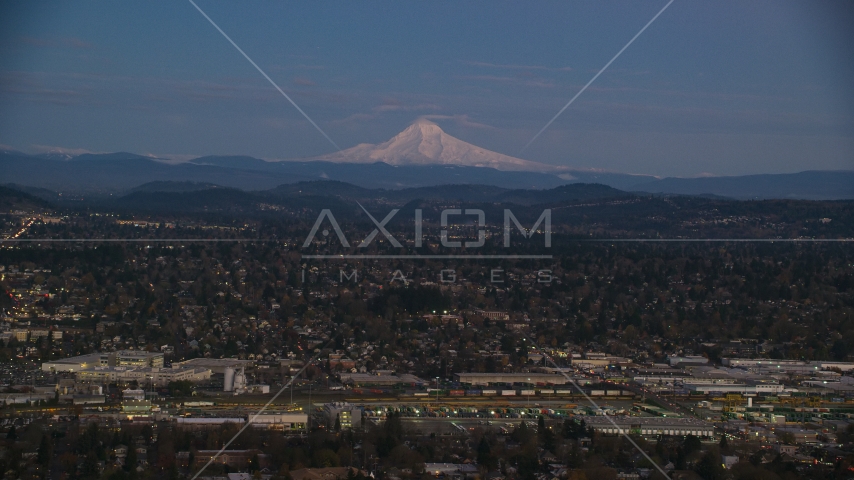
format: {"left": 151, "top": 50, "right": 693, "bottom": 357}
{"left": 435, "top": 377, "right": 440, "bottom": 403}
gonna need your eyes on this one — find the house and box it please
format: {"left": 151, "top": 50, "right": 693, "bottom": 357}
{"left": 721, "top": 455, "right": 739, "bottom": 469}
{"left": 423, "top": 463, "right": 479, "bottom": 480}
{"left": 113, "top": 445, "right": 128, "bottom": 459}
{"left": 222, "top": 474, "right": 274, "bottom": 480}
{"left": 774, "top": 444, "right": 797, "bottom": 456}
{"left": 290, "top": 467, "right": 368, "bottom": 480}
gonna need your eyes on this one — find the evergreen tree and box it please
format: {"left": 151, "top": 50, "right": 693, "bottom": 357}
{"left": 694, "top": 451, "right": 725, "bottom": 480}
{"left": 719, "top": 434, "right": 729, "bottom": 452}
{"left": 125, "top": 446, "right": 137, "bottom": 472}
{"left": 477, "top": 437, "right": 496, "bottom": 470}
{"left": 37, "top": 434, "right": 53, "bottom": 466}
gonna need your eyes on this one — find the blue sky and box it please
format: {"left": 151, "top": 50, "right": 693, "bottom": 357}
{"left": 1, "top": 0, "right": 852, "bottom": 176}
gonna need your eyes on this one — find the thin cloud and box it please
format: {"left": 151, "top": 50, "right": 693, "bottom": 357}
{"left": 17, "top": 36, "right": 93, "bottom": 49}
{"left": 63, "top": 37, "right": 93, "bottom": 49}
{"left": 293, "top": 76, "right": 316, "bottom": 87}
{"left": 30, "top": 144, "right": 99, "bottom": 156}
{"left": 373, "top": 99, "right": 441, "bottom": 113}
{"left": 460, "top": 75, "right": 556, "bottom": 88}
{"left": 1, "top": 72, "right": 88, "bottom": 105}
{"left": 18, "top": 36, "right": 54, "bottom": 47}
{"left": 465, "top": 60, "right": 572, "bottom": 72}
{"left": 0, "top": 143, "right": 22, "bottom": 152}
{"left": 419, "top": 114, "right": 496, "bottom": 130}
{"left": 330, "top": 113, "right": 377, "bottom": 125}
{"left": 149, "top": 153, "right": 202, "bottom": 164}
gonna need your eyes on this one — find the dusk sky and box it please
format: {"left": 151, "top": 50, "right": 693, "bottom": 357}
{"left": 1, "top": 0, "right": 852, "bottom": 177}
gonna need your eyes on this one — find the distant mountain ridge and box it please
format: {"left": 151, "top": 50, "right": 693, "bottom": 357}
{"left": 131, "top": 181, "right": 227, "bottom": 193}
{"left": 1, "top": 142, "right": 851, "bottom": 199}
{"left": 97, "top": 180, "right": 633, "bottom": 214}
{"left": 262, "top": 180, "right": 628, "bottom": 205}
{"left": 0, "top": 185, "right": 52, "bottom": 210}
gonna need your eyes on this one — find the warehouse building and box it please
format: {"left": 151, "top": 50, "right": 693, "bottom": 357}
{"left": 250, "top": 413, "right": 308, "bottom": 432}
{"left": 75, "top": 365, "right": 211, "bottom": 386}
{"left": 41, "top": 353, "right": 102, "bottom": 372}
{"left": 684, "top": 382, "right": 785, "bottom": 395}
{"left": 339, "top": 373, "right": 426, "bottom": 387}
{"left": 175, "top": 417, "right": 246, "bottom": 431}
{"left": 584, "top": 417, "right": 714, "bottom": 437}
{"left": 454, "top": 373, "right": 569, "bottom": 386}
{"left": 171, "top": 357, "right": 255, "bottom": 374}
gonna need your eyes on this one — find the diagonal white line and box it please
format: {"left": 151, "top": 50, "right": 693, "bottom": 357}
{"left": 524, "top": 338, "right": 672, "bottom": 480}
{"left": 521, "top": 0, "right": 675, "bottom": 153}
{"left": 188, "top": 0, "right": 341, "bottom": 151}
{"left": 356, "top": 202, "right": 402, "bottom": 248}
{"left": 190, "top": 333, "right": 340, "bottom": 480}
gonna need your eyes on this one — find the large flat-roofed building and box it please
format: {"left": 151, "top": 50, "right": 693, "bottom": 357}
{"left": 668, "top": 356, "right": 710, "bottom": 367}
{"left": 339, "top": 373, "right": 426, "bottom": 387}
{"left": 42, "top": 350, "right": 164, "bottom": 372}
{"left": 584, "top": 417, "right": 714, "bottom": 437}
{"left": 122, "top": 399, "right": 152, "bottom": 414}
{"left": 722, "top": 358, "right": 854, "bottom": 373}
{"left": 455, "top": 373, "right": 569, "bottom": 386}
{"left": 685, "top": 382, "right": 785, "bottom": 395}
{"left": 41, "top": 353, "right": 102, "bottom": 372}
{"left": 250, "top": 413, "right": 308, "bottom": 432}
{"left": 175, "top": 417, "right": 246, "bottom": 431}
{"left": 76, "top": 366, "right": 211, "bottom": 386}
{"left": 171, "top": 357, "right": 255, "bottom": 374}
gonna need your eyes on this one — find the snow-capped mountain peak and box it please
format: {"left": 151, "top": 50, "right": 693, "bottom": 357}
{"left": 314, "top": 119, "right": 561, "bottom": 172}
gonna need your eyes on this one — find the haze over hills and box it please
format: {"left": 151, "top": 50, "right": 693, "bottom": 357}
{"left": 0, "top": 120, "right": 852, "bottom": 199}
{"left": 631, "top": 171, "right": 854, "bottom": 201}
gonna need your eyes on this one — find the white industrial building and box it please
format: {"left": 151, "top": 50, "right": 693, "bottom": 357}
{"left": 250, "top": 413, "right": 308, "bottom": 431}
{"left": 75, "top": 365, "right": 211, "bottom": 386}
{"left": 322, "top": 402, "right": 362, "bottom": 429}
{"left": 122, "top": 388, "right": 146, "bottom": 400}
{"left": 108, "top": 350, "right": 164, "bottom": 368}
{"left": 41, "top": 353, "right": 102, "bottom": 372}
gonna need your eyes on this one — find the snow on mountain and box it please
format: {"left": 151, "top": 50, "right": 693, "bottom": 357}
{"left": 313, "top": 118, "right": 562, "bottom": 172}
